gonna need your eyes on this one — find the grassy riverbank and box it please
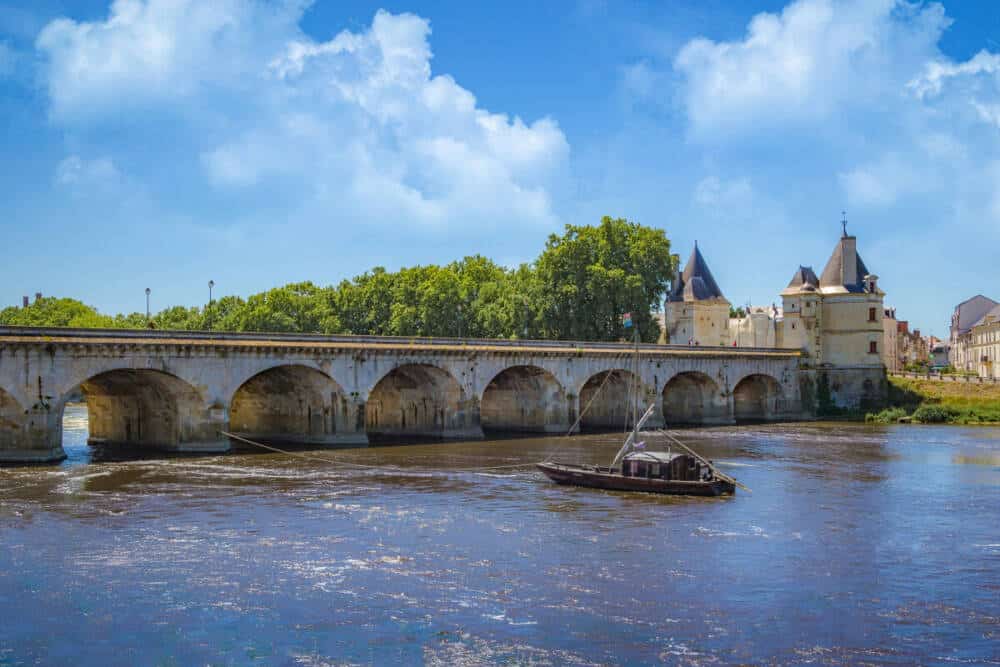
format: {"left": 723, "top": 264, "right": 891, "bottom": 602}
{"left": 866, "top": 376, "right": 1000, "bottom": 425}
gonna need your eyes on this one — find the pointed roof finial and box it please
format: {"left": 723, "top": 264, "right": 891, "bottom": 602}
{"left": 841, "top": 211, "right": 848, "bottom": 238}
{"left": 694, "top": 239, "right": 698, "bottom": 248}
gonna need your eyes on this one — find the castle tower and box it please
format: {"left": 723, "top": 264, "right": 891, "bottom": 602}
{"left": 781, "top": 224, "right": 886, "bottom": 407}
{"left": 664, "top": 244, "right": 731, "bottom": 346}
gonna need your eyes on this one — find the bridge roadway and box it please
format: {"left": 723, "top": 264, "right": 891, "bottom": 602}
{"left": 0, "top": 327, "right": 805, "bottom": 463}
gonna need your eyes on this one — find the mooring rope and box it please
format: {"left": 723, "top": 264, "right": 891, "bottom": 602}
{"left": 220, "top": 431, "right": 536, "bottom": 472}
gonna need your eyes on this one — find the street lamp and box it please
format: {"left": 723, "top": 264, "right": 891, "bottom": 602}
{"left": 208, "top": 280, "right": 215, "bottom": 305}
{"left": 145, "top": 287, "right": 151, "bottom": 322}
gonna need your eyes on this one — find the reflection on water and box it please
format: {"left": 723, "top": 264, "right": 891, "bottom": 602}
{"left": 0, "top": 410, "right": 998, "bottom": 665}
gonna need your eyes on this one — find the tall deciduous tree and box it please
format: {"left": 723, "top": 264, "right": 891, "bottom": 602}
{"left": 535, "top": 216, "right": 675, "bottom": 342}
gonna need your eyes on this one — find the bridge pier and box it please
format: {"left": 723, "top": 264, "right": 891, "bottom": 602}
{"left": 0, "top": 402, "right": 66, "bottom": 464}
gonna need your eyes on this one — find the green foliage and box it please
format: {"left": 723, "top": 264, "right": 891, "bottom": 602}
{"left": 870, "top": 376, "right": 1000, "bottom": 425}
{"left": 1, "top": 217, "right": 678, "bottom": 342}
{"left": 534, "top": 216, "right": 675, "bottom": 342}
{"left": 815, "top": 372, "right": 836, "bottom": 416}
{"left": 729, "top": 306, "right": 746, "bottom": 318}
{"left": 904, "top": 359, "right": 930, "bottom": 373}
{"left": 0, "top": 297, "right": 116, "bottom": 329}
{"left": 865, "top": 407, "right": 908, "bottom": 424}
{"left": 911, "top": 405, "right": 956, "bottom": 423}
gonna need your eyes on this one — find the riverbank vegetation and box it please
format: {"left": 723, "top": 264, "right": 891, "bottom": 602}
{"left": 0, "top": 217, "right": 677, "bottom": 343}
{"left": 866, "top": 376, "right": 1000, "bottom": 425}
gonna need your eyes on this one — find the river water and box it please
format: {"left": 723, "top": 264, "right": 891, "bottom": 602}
{"left": 1, "top": 406, "right": 998, "bottom": 665}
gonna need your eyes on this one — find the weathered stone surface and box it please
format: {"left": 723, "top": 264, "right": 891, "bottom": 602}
{"left": 0, "top": 327, "right": 809, "bottom": 464}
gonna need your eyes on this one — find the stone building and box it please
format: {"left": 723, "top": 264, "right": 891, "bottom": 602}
{"left": 882, "top": 308, "right": 899, "bottom": 372}
{"left": 728, "top": 304, "right": 782, "bottom": 348}
{"left": 779, "top": 228, "right": 886, "bottom": 407}
{"left": 967, "top": 304, "right": 1000, "bottom": 379}
{"left": 897, "top": 322, "right": 929, "bottom": 368}
{"left": 663, "top": 244, "right": 731, "bottom": 346}
{"left": 949, "top": 295, "right": 998, "bottom": 372}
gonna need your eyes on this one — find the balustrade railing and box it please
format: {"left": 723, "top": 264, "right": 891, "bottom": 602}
{"left": 0, "top": 325, "right": 799, "bottom": 355}
{"left": 889, "top": 371, "right": 1000, "bottom": 384}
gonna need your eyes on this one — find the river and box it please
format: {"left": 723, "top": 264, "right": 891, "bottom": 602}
{"left": 0, "top": 405, "right": 998, "bottom": 665}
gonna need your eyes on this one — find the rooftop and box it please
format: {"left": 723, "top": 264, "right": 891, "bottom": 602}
{"left": 666, "top": 244, "right": 727, "bottom": 304}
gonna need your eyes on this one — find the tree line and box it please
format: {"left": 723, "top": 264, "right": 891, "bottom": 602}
{"left": 1, "top": 217, "right": 677, "bottom": 343}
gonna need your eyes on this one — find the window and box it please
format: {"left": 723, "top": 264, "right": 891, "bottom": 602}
{"left": 869, "top": 341, "right": 878, "bottom": 354}
{"left": 868, "top": 307, "right": 877, "bottom": 322}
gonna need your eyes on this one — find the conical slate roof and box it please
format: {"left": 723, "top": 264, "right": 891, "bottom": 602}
{"left": 667, "top": 245, "right": 726, "bottom": 303}
{"left": 785, "top": 266, "right": 819, "bottom": 292}
{"left": 819, "top": 235, "right": 872, "bottom": 293}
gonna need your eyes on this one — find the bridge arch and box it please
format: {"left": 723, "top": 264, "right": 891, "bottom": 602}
{"left": 230, "top": 364, "right": 355, "bottom": 446}
{"left": 578, "top": 369, "right": 644, "bottom": 431}
{"left": 733, "top": 373, "right": 784, "bottom": 421}
{"left": 0, "top": 387, "right": 25, "bottom": 451}
{"left": 480, "top": 365, "right": 569, "bottom": 433}
{"left": 366, "top": 364, "right": 479, "bottom": 440}
{"left": 67, "top": 369, "right": 211, "bottom": 451}
{"left": 661, "top": 371, "right": 723, "bottom": 425}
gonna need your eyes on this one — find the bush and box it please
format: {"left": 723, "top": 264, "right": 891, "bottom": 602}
{"left": 911, "top": 405, "right": 957, "bottom": 424}
{"left": 865, "top": 407, "right": 908, "bottom": 424}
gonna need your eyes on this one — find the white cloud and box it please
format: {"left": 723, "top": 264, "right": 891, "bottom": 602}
{"left": 908, "top": 49, "right": 1000, "bottom": 99}
{"left": 35, "top": 0, "right": 308, "bottom": 122}
{"left": 673, "top": 0, "right": 947, "bottom": 138}
{"left": 36, "top": 2, "right": 568, "bottom": 230}
{"left": 665, "top": 0, "right": 1000, "bottom": 237}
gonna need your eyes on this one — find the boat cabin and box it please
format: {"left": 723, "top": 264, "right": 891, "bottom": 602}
{"left": 620, "top": 451, "right": 709, "bottom": 482}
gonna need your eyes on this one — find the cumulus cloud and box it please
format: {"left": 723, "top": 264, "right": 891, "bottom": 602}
{"left": 36, "top": 0, "right": 299, "bottom": 121}
{"left": 673, "top": 0, "right": 947, "bottom": 138}
{"left": 666, "top": 0, "right": 1000, "bottom": 239}
{"left": 35, "top": 2, "right": 568, "bottom": 229}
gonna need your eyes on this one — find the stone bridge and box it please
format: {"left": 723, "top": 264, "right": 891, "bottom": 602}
{"left": 0, "top": 327, "right": 806, "bottom": 463}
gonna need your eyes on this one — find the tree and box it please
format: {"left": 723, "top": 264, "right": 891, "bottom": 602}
{"left": 335, "top": 268, "right": 396, "bottom": 335}
{"left": 0, "top": 297, "right": 115, "bottom": 328}
{"left": 4, "top": 216, "right": 677, "bottom": 342}
{"left": 233, "top": 282, "right": 340, "bottom": 333}
{"left": 535, "top": 216, "right": 676, "bottom": 342}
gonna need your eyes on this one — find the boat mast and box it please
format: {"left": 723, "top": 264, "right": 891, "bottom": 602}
{"left": 630, "top": 324, "right": 640, "bottom": 444}
{"left": 611, "top": 324, "right": 649, "bottom": 470}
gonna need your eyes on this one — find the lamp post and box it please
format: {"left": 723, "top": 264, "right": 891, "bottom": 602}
{"left": 208, "top": 280, "right": 215, "bottom": 305}
{"left": 145, "top": 287, "right": 151, "bottom": 323}
{"left": 522, "top": 297, "right": 529, "bottom": 339}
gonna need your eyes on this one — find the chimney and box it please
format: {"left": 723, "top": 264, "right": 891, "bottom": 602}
{"left": 22, "top": 296, "right": 29, "bottom": 308}
{"left": 34, "top": 292, "right": 42, "bottom": 303}
{"left": 840, "top": 236, "right": 858, "bottom": 286}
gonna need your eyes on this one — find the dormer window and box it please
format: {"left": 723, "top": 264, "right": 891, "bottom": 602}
{"left": 864, "top": 274, "right": 879, "bottom": 293}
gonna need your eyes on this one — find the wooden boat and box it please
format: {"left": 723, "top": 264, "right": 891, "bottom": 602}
{"left": 536, "top": 321, "right": 744, "bottom": 497}
{"left": 537, "top": 452, "right": 735, "bottom": 496}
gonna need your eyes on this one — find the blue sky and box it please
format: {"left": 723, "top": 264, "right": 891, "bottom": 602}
{"left": 2, "top": 0, "right": 999, "bottom": 337}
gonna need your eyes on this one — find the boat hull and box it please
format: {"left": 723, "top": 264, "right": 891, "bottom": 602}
{"left": 536, "top": 462, "right": 735, "bottom": 496}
